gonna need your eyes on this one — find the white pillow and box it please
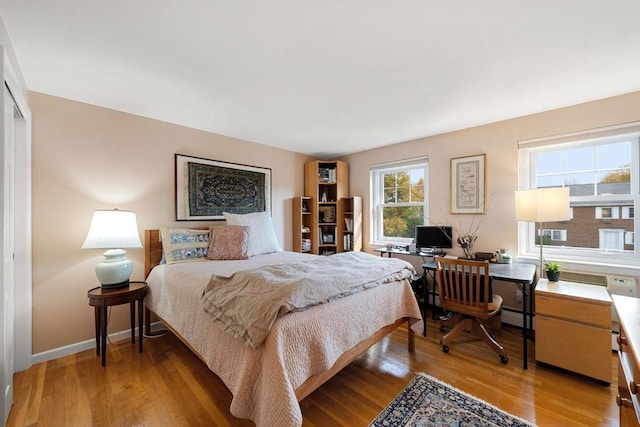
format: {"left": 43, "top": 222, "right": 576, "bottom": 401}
{"left": 223, "top": 211, "right": 282, "bottom": 257}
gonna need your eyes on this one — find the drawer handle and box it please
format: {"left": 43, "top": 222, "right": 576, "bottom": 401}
{"left": 631, "top": 381, "right": 639, "bottom": 395}
{"left": 617, "top": 335, "right": 628, "bottom": 346}
{"left": 616, "top": 395, "right": 634, "bottom": 408}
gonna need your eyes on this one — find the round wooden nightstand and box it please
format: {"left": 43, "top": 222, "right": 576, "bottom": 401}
{"left": 87, "top": 281, "right": 147, "bottom": 367}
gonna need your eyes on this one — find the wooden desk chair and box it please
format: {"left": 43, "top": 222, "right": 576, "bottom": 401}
{"left": 435, "top": 256, "right": 508, "bottom": 364}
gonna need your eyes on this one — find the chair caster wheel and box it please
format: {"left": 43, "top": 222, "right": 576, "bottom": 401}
{"left": 439, "top": 325, "right": 446, "bottom": 333}
{"left": 442, "top": 345, "right": 449, "bottom": 353}
{"left": 500, "top": 356, "right": 509, "bottom": 364}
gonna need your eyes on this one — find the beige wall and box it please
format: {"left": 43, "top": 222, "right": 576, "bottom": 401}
{"left": 31, "top": 91, "right": 640, "bottom": 355}
{"left": 340, "top": 92, "right": 640, "bottom": 278}
{"left": 30, "top": 92, "right": 312, "bottom": 354}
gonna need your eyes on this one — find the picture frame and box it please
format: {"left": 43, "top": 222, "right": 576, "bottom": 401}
{"left": 175, "top": 154, "right": 271, "bottom": 220}
{"left": 450, "top": 154, "right": 486, "bottom": 214}
{"left": 318, "top": 205, "right": 336, "bottom": 223}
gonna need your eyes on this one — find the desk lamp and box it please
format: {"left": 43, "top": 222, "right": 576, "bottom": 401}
{"left": 515, "top": 188, "right": 570, "bottom": 278}
{"left": 82, "top": 209, "right": 142, "bottom": 289}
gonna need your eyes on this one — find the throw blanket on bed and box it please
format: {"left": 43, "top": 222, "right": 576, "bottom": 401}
{"left": 201, "top": 251, "right": 415, "bottom": 348}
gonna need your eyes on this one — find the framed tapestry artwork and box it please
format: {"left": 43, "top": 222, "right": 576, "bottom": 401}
{"left": 175, "top": 154, "right": 272, "bottom": 221}
{"left": 450, "top": 154, "right": 486, "bottom": 214}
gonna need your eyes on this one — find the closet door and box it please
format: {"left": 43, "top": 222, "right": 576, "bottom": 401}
{"left": 1, "top": 84, "right": 16, "bottom": 425}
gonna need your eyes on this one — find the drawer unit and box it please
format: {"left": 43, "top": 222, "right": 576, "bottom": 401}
{"left": 536, "top": 314, "right": 611, "bottom": 382}
{"left": 536, "top": 293, "right": 611, "bottom": 327}
{"left": 612, "top": 295, "right": 640, "bottom": 427}
{"left": 535, "top": 279, "right": 612, "bottom": 384}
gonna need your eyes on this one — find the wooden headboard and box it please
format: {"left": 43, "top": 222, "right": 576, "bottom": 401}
{"left": 144, "top": 229, "right": 163, "bottom": 278}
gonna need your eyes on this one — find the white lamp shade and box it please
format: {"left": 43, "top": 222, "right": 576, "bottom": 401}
{"left": 82, "top": 209, "right": 142, "bottom": 288}
{"left": 82, "top": 209, "right": 142, "bottom": 249}
{"left": 515, "top": 188, "right": 570, "bottom": 223}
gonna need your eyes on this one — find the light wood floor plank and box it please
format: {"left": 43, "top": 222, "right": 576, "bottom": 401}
{"left": 7, "top": 310, "right": 618, "bottom": 426}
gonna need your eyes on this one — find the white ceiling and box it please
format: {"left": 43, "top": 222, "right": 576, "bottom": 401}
{"left": 1, "top": 1, "right": 639, "bottom": 159}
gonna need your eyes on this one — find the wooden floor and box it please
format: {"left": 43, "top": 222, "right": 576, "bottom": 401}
{"left": 8, "top": 311, "right": 618, "bottom": 426}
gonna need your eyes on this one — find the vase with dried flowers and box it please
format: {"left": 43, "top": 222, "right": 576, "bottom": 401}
{"left": 436, "top": 199, "right": 489, "bottom": 260}
{"left": 457, "top": 234, "right": 477, "bottom": 259}
{"left": 453, "top": 212, "right": 484, "bottom": 259}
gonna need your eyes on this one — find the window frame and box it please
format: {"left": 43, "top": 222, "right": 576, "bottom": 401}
{"left": 518, "top": 123, "right": 640, "bottom": 268}
{"left": 370, "top": 157, "right": 428, "bottom": 245}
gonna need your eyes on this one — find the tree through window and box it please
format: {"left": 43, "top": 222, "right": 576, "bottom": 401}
{"left": 371, "top": 158, "right": 428, "bottom": 243}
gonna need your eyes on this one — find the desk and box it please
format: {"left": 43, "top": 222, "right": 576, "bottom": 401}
{"left": 422, "top": 261, "right": 537, "bottom": 369}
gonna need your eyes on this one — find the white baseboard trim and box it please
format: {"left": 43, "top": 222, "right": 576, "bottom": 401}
{"left": 501, "top": 308, "right": 528, "bottom": 328}
{"left": 31, "top": 321, "right": 166, "bottom": 365}
{"left": 29, "top": 308, "right": 533, "bottom": 366}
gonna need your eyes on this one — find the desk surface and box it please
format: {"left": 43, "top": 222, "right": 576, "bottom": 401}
{"left": 422, "top": 260, "right": 537, "bottom": 285}
{"left": 374, "top": 248, "right": 445, "bottom": 257}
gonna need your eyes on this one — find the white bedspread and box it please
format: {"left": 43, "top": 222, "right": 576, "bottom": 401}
{"left": 145, "top": 251, "right": 422, "bottom": 427}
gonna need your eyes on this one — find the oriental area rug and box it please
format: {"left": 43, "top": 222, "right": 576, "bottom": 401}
{"left": 369, "top": 373, "right": 535, "bottom": 427}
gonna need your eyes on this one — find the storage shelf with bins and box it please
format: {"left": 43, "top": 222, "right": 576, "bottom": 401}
{"left": 293, "top": 196, "right": 313, "bottom": 253}
{"left": 339, "top": 196, "right": 362, "bottom": 252}
{"left": 303, "top": 160, "right": 349, "bottom": 255}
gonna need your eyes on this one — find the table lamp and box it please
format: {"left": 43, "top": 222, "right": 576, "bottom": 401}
{"left": 82, "top": 209, "right": 143, "bottom": 289}
{"left": 515, "top": 187, "right": 570, "bottom": 278}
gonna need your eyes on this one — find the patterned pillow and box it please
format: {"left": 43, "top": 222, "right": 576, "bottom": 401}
{"left": 207, "top": 225, "right": 250, "bottom": 260}
{"left": 160, "top": 228, "right": 210, "bottom": 264}
{"left": 222, "top": 211, "right": 282, "bottom": 257}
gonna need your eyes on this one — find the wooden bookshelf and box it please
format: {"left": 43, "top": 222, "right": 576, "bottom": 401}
{"left": 338, "top": 196, "right": 362, "bottom": 252}
{"left": 293, "top": 196, "right": 313, "bottom": 253}
{"left": 303, "top": 160, "right": 349, "bottom": 255}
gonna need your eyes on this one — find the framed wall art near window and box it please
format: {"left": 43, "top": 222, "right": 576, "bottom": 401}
{"left": 175, "top": 154, "right": 271, "bottom": 220}
{"left": 450, "top": 154, "right": 486, "bottom": 214}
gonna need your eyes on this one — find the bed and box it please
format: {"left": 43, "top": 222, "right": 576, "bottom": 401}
{"left": 143, "top": 227, "right": 422, "bottom": 427}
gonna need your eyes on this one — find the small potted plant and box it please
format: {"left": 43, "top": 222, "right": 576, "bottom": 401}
{"left": 544, "top": 260, "right": 561, "bottom": 282}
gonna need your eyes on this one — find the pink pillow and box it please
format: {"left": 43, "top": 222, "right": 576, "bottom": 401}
{"left": 207, "top": 225, "right": 250, "bottom": 260}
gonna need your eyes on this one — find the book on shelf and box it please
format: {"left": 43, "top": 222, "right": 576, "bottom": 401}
{"left": 343, "top": 234, "right": 352, "bottom": 251}
{"left": 318, "top": 167, "right": 337, "bottom": 183}
{"left": 344, "top": 218, "right": 353, "bottom": 232}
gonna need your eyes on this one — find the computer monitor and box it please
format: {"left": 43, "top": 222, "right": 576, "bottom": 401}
{"left": 415, "top": 225, "right": 453, "bottom": 254}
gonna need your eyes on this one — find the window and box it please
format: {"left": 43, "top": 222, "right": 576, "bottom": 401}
{"left": 596, "top": 207, "right": 619, "bottom": 219}
{"left": 542, "top": 229, "right": 567, "bottom": 241}
{"left": 370, "top": 157, "right": 428, "bottom": 244}
{"left": 623, "top": 206, "right": 634, "bottom": 219}
{"left": 625, "top": 231, "right": 635, "bottom": 245}
{"left": 519, "top": 123, "right": 639, "bottom": 267}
